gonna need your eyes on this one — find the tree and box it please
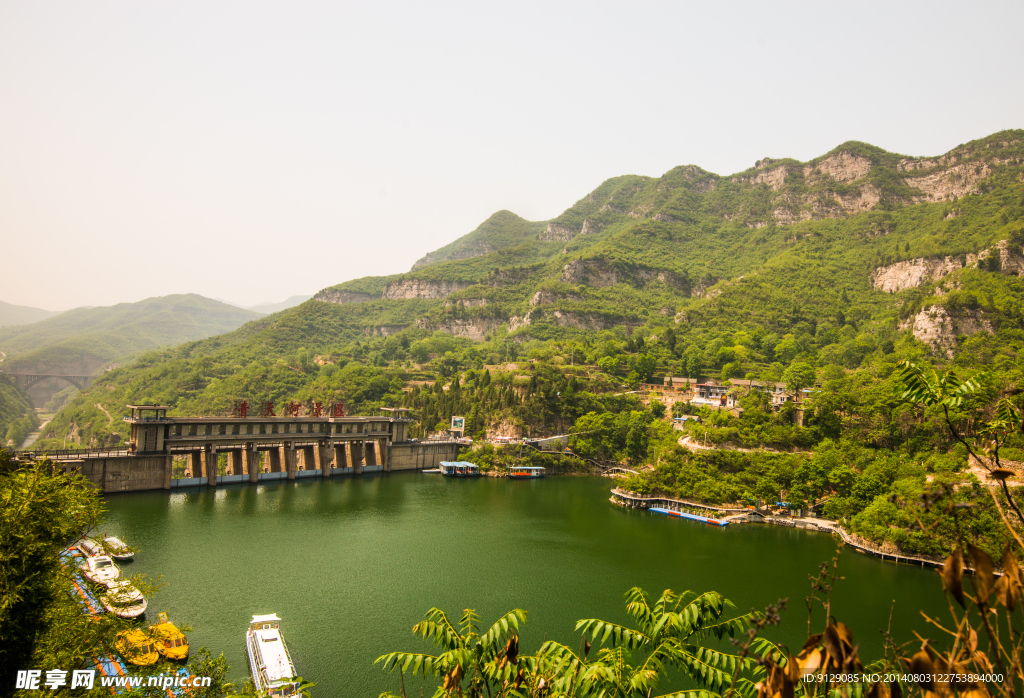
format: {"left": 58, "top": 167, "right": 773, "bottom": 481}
{"left": 376, "top": 607, "right": 527, "bottom": 698}
{"left": 896, "top": 360, "right": 1024, "bottom": 526}
{"left": 532, "top": 587, "right": 770, "bottom": 698}
{"left": 781, "top": 362, "right": 816, "bottom": 397}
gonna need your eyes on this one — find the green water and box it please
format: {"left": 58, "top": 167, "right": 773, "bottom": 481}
{"left": 101, "top": 474, "right": 947, "bottom": 697}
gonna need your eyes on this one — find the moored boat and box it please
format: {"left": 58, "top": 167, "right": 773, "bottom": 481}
{"left": 116, "top": 629, "right": 159, "bottom": 666}
{"left": 151, "top": 612, "right": 189, "bottom": 660}
{"left": 78, "top": 537, "right": 104, "bottom": 557}
{"left": 100, "top": 580, "right": 148, "bottom": 618}
{"left": 246, "top": 614, "right": 301, "bottom": 697}
{"left": 439, "top": 461, "right": 481, "bottom": 477}
{"left": 103, "top": 535, "right": 135, "bottom": 561}
{"left": 508, "top": 466, "right": 545, "bottom": 479}
{"left": 80, "top": 555, "right": 120, "bottom": 586}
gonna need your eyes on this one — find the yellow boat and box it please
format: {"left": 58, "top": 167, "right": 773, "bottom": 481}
{"left": 150, "top": 612, "right": 189, "bottom": 660}
{"left": 116, "top": 629, "right": 159, "bottom": 666}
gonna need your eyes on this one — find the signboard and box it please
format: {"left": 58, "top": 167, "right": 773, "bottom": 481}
{"left": 451, "top": 416, "right": 465, "bottom": 431}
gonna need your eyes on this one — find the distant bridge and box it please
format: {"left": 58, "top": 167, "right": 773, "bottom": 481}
{"left": 1, "top": 371, "right": 94, "bottom": 391}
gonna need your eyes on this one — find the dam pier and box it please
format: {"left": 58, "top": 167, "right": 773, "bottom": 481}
{"left": 21, "top": 404, "right": 459, "bottom": 493}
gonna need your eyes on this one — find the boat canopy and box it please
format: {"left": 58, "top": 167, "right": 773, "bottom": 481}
{"left": 440, "top": 461, "right": 479, "bottom": 470}
{"left": 511, "top": 466, "right": 544, "bottom": 471}
{"left": 251, "top": 613, "right": 282, "bottom": 624}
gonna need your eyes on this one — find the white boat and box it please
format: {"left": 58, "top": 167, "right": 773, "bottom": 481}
{"left": 103, "top": 535, "right": 134, "bottom": 561}
{"left": 100, "top": 580, "right": 148, "bottom": 618}
{"left": 246, "top": 614, "right": 300, "bottom": 697}
{"left": 80, "top": 555, "right": 120, "bottom": 586}
{"left": 78, "top": 538, "right": 104, "bottom": 557}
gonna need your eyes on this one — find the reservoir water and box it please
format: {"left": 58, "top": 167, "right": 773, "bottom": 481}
{"left": 101, "top": 474, "right": 948, "bottom": 697}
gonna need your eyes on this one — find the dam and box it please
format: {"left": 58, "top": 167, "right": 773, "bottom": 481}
{"left": 20, "top": 404, "right": 459, "bottom": 493}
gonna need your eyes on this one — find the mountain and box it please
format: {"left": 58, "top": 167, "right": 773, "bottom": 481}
{"left": 0, "top": 300, "right": 59, "bottom": 328}
{"left": 31, "top": 130, "right": 1024, "bottom": 450}
{"left": 0, "top": 294, "right": 262, "bottom": 405}
{"left": 247, "top": 295, "right": 314, "bottom": 315}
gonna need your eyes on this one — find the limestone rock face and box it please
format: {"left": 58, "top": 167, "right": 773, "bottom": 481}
{"left": 444, "top": 298, "right": 488, "bottom": 309}
{"left": 905, "top": 161, "right": 994, "bottom": 202}
{"left": 871, "top": 257, "right": 965, "bottom": 293}
{"left": 903, "top": 306, "right": 994, "bottom": 358}
{"left": 414, "top": 317, "right": 504, "bottom": 341}
{"left": 529, "top": 290, "right": 582, "bottom": 306}
{"left": 804, "top": 153, "right": 873, "bottom": 183}
{"left": 382, "top": 280, "right": 471, "bottom": 300}
{"left": 507, "top": 314, "right": 532, "bottom": 332}
{"left": 870, "top": 240, "right": 1024, "bottom": 292}
{"left": 560, "top": 259, "right": 619, "bottom": 287}
{"left": 313, "top": 289, "right": 377, "bottom": 304}
{"left": 539, "top": 223, "right": 577, "bottom": 242}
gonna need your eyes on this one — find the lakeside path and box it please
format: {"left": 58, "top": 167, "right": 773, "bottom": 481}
{"left": 610, "top": 488, "right": 952, "bottom": 571}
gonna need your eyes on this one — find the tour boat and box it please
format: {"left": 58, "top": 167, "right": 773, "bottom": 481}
{"left": 439, "top": 461, "right": 481, "bottom": 477}
{"left": 246, "top": 614, "right": 301, "bottom": 697}
{"left": 103, "top": 535, "right": 135, "bottom": 561}
{"left": 80, "top": 555, "right": 120, "bottom": 586}
{"left": 100, "top": 580, "right": 148, "bottom": 618}
{"left": 151, "top": 612, "right": 190, "bottom": 660}
{"left": 116, "top": 629, "right": 159, "bottom": 666}
{"left": 508, "top": 466, "right": 545, "bottom": 479}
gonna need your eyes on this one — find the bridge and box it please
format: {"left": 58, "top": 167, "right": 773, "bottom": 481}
{"left": 1, "top": 371, "right": 94, "bottom": 391}
{"left": 21, "top": 404, "right": 459, "bottom": 493}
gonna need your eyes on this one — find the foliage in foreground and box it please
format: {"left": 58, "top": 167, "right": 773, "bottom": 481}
{"left": 377, "top": 587, "right": 771, "bottom": 698}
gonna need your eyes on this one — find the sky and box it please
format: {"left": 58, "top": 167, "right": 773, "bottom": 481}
{"left": 1, "top": 1, "right": 1022, "bottom": 311}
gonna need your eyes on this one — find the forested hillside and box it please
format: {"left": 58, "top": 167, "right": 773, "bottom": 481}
{"left": 0, "top": 294, "right": 263, "bottom": 406}
{"left": 32, "top": 131, "right": 1024, "bottom": 558}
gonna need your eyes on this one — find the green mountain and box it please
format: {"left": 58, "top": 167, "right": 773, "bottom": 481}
{"left": 0, "top": 300, "right": 59, "bottom": 328}
{"left": 22, "top": 128, "right": 1024, "bottom": 569}
{"left": 0, "top": 294, "right": 262, "bottom": 406}
{"left": 34, "top": 130, "right": 1024, "bottom": 456}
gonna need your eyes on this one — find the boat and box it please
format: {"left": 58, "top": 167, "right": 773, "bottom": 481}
{"left": 439, "top": 461, "right": 481, "bottom": 477}
{"left": 246, "top": 614, "right": 301, "bottom": 697}
{"left": 151, "top": 612, "right": 189, "bottom": 660}
{"left": 508, "top": 466, "right": 545, "bottom": 479}
{"left": 78, "top": 537, "right": 104, "bottom": 557}
{"left": 116, "top": 629, "right": 159, "bottom": 666}
{"left": 100, "top": 580, "right": 148, "bottom": 618}
{"left": 103, "top": 535, "right": 135, "bottom": 561}
{"left": 80, "top": 555, "right": 120, "bottom": 586}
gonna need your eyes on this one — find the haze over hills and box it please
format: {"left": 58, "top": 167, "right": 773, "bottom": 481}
{"left": 247, "top": 295, "right": 314, "bottom": 315}
{"left": 0, "top": 300, "right": 59, "bottom": 328}
{"left": 0, "top": 294, "right": 262, "bottom": 407}
{"left": 28, "top": 129, "right": 1024, "bottom": 455}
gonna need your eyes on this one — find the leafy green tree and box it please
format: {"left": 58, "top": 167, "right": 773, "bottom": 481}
{"left": 376, "top": 607, "right": 527, "bottom": 698}
{"left": 532, "top": 587, "right": 769, "bottom": 698}
{"left": 781, "top": 362, "right": 815, "bottom": 396}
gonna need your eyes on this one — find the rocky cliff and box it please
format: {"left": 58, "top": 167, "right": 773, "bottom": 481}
{"left": 313, "top": 289, "right": 378, "bottom": 304}
{"left": 871, "top": 240, "right": 1024, "bottom": 292}
{"left": 901, "top": 306, "right": 994, "bottom": 358}
{"left": 382, "top": 279, "right": 472, "bottom": 300}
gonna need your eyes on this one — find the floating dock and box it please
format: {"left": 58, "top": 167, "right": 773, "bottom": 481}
{"left": 650, "top": 507, "right": 729, "bottom": 527}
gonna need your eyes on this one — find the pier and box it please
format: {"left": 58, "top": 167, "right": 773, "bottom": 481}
{"left": 20, "top": 404, "right": 460, "bottom": 493}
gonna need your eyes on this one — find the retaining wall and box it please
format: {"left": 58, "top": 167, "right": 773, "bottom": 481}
{"left": 390, "top": 441, "right": 461, "bottom": 471}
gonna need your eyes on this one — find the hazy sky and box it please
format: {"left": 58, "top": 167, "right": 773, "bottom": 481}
{"left": 1, "top": 1, "right": 1022, "bottom": 310}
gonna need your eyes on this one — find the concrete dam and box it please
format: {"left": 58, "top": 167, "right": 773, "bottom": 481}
{"left": 23, "top": 404, "right": 460, "bottom": 493}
